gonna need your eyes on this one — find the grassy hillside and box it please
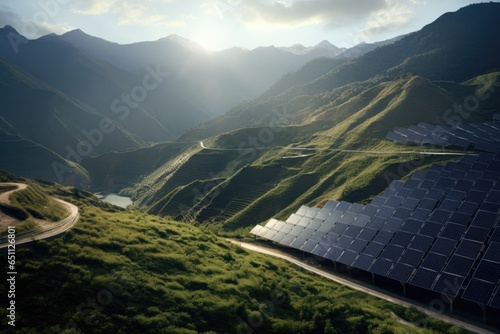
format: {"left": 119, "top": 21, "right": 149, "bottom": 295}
{"left": 0, "top": 178, "right": 472, "bottom": 333}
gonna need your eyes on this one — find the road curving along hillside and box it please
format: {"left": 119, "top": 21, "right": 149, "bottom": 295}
{"left": 0, "top": 183, "right": 79, "bottom": 248}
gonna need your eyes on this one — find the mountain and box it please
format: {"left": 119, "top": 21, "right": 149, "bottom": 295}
{"left": 77, "top": 3, "right": 500, "bottom": 233}
{"left": 279, "top": 40, "right": 345, "bottom": 57}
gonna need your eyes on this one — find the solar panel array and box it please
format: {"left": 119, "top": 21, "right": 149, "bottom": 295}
{"left": 251, "top": 152, "right": 500, "bottom": 309}
{"left": 386, "top": 122, "right": 500, "bottom": 153}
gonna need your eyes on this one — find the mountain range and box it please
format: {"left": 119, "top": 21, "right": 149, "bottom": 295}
{"left": 1, "top": 3, "right": 500, "bottom": 231}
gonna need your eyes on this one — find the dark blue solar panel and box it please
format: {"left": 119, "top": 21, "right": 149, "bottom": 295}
{"left": 428, "top": 209, "right": 452, "bottom": 225}
{"left": 420, "top": 179, "right": 436, "bottom": 190}
{"left": 358, "top": 227, "right": 378, "bottom": 241}
{"left": 410, "top": 268, "right": 439, "bottom": 289}
{"left": 471, "top": 210, "right": 498, "bottom": 229}
{"left": 438, "top": 199, "right": 461, "bottom": 212}
{"left": 475, "top": 154, "right": 493, "bottom": 165}
{"left": 336, "top": 201, "right": 352, "bottom": 212}
{"left": 348, "top": 203, "right": 365, "bottom": 215}
{"left": 308, "top": 219, "right": 323, "bottom": 231}
{"left": 448, "top": 212, "right": 472, "bottom": 226}
{"left": 289, "top": 225, "right": 305, "bottom": 236}
{"left": 466, "top": 190, "right": 488, "bottom": 204}
{"left": 336, "top": 235, "right": 354, "bottom": 248}
{"left": 396, "top": 187, "right": 412, "bottom": 198}
{"left": 312, "top": 242, "right": 330, "bottom": 257}
{"left": 391, "top": 231, "right": 414, "bottom": 247}
{"left": 373, "top": 230, "right": 394, "bottom": 245}
{"left": 387, "top": 263, "right": 415, "bottom": 283}
{"left": 301, "top": 239, "right": 319, "bottom": 253}
{"left": 411, "top": 208, "right": 431, "bottom": 221}
{"left": 419, "top": 222, "right": 442, "bottom": 238}
{"left": 473, "top": 260, "right": 500, "bottom": 284}
{"left": 435, "top": 177, "right": 456, "bottom": 190}
{"left": 440, "top": 223, "right": 466, "bottom": 240}
{"left": 487, "top": 190, "right": 500, "bottom": 203}
{"left": 344, "top": 225, "right": 363, "bottom": 238}
{"left": 371, "top": 196, "right": 387, "bottom": 207}
{"left": 376, "top": 206, "right": 395, "bottom": 219}
{"left": 339, "top": 212, "right": 357, "bottom": 224}
{"left": 465, "top": 171, "right": 482, "bottom": 181}
{"left": 366, "top": 216, "right": 387, "bottom": 230}
{"left": 310, "top": 230, "right": 327, "bottom": 242}
{"left": 491, "top": 227, "right": 500, "bottom": 243}
{"left": 419, "top": 198, "right": 439, "bottom": 211}
{"left": 325, "top": 245, "right": 344, "bottom": 262}
{"left": 430, "top": 238, "right": 457, "bottom": 257}
{"left": 462, "top": 279, "right": 496, "bottom": 305}
{"left": 317, "top": 221, "right": 334, "bottom": 233}
{"left": 331, "top": 222, "right": 349, "bottom": 235}
{"left": 483, "top": 243, "right": 500, "bottom": 264}
{"left": 421, "top": 252, "right": 448, "bottom": 271}
{"left": 382, "top": 217, "right": 404, "bottom": 233}
{"left": 389, "top": 180, "right": 405, "bottom": 191}
{"left": 385, "top": 196, "right": 404, "bottom": 208}
{"left": 323, "top": 232, "right": 340, "bottom": 244}
{"left": 444, "top": 255, "right": 474, "bottom": 277}
{"left": 399, "top": 249, "right": 424, "bottom": 267}
{"left": 290, "top": 236, "right": 308, "bottom": 249}
{"left": 279, "top": 234, "right": 296, "bottom": 246}
{"left": 401, "top": 197, "right": 420, "bottom": 211}
{"left": 454, "top": 179, "right": 474, "bottom": 192}
{"left": 300, "top": 228, "right": 315, "bottom": 239}
{"left": 353, "top": 214, "right": 371, "bottom": 227}
{"left": 337, "top": 250, "right": 359, "bottom": 267}
{"left": 473, "top": 178, "right": 492, "bottom": 192}
{"left": 363, "top": 242, "right": 386, "bottom": 257}
{"left": 457, "top": 201, "right": 480, "bottom": 215}
{"left": 404, "top": 179, "right": 421, "bottom": 189}
{"left": 380, "top": 244, "right": 405, "bottom": 262}
{"left": 464, "top": 226, "right": 490, "bottom": 243}
{"left": 370, "top": 258, "right": 394, "bottom": 276}
{"left": 393, "top": 207, "right": 412, "bottom": 220}
{"left": 401, "top": 218, "right": 423, "bottom": 234}
{"left": 323, "top": 200, "right": 338, "bottom": 211}
{"left": 349, "top": 239, "right": 369, "bottom": 253}
{"left": 362, "top": 204, "right": 379, "bottom": 217}
{"left": 408, "top": 235, "right": 433, "bottom": 253}
{"left": 352, "top": 253, "right": 375, "bottom": 271}
{"left": 409, "top": 188, "right": 427, "bottom": 200}
{"left": 479, "top": 202, "right": 500, "bottom": 213}
{"left": 482, "top": 171, "right": 499, "bottom": 181}
{"left": 432, "top": 274, "right": 464, "bottom": 297}
{"left": 454, "top": 239, "right": 483, "bottom": 260}
{"left": 315, "top": 209, "right": 331, "bottom": 220}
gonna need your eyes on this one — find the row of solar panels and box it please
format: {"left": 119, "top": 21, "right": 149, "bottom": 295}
{"left": 251, "top": 153, "right": 500, "bottom": 308}
{"left": 386, "top": 122, "right": 500, "bottom": 153}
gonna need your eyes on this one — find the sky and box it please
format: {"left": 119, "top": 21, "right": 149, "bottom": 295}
{"left": 0, "top": 0, "right": 496, "bottom": 51}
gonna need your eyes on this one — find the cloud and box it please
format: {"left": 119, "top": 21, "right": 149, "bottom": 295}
{"left": 235, "top": 0, "right": 389, "bottom": 28}
{"left": 72, "top": 0, "right": 119, "bottom": 15}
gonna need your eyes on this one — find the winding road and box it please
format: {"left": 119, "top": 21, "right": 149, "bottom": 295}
{"left": 229, "top": 240, "right": 497, "bottom": 334}
{"left": 0, "top": 183, "right": 79, "bottom": 248}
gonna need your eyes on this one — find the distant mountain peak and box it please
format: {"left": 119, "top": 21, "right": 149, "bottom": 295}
{"left": 159, "top": 34, "right": 204, "bottom": 51}
{"left": 1, "top": 25, "right": 20, "bottom": 35}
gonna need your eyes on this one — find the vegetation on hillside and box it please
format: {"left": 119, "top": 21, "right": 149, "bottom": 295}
{"left": 0, "top": 179, "right": 472, "bottom": 333}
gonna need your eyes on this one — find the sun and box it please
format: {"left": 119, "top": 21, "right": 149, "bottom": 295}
{"left": 194, "top": 26, "right": 227, "bottom": 51}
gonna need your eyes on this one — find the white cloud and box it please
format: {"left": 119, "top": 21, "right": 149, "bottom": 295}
{"left": 72, "top": 0, "right": 119, "bottom": 15}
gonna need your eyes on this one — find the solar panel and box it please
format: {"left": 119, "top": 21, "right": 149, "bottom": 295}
{"left": 311, "top": 242, "right": 330, "bottom": 258}
{"left": 309, "top": 230, "right": 327, "bottom": 242}
{"left": 279, "top": 234, "right": 297, "bottom": 247}
{"left": 348, "top": 203, "right": 365, "bottom": 215}
{"left": 373, "top": 230, "right": 394, "bottom": 245}
{"left": 363, "top": 242, "right": 386, "bottom": 258}
{"left": 376, "top": 206, "right": 395, "bottom": 219}
{"left": 323, "top": 200, "right": 339, "bottom": 211}
{"left": 371, "top": 196, "right": 387, "bottom": 207}
{"left": 325, "top": 245, "right": 344, "bottom": 262}
{"left": 271, "top": 231, "right": 288, "bottom": 243}
{"left": 336, "top": 235, "right": 354, "bottom": 248}
{"left": 264, "top": 229, "right": 278, "bottom": 240}
{"left": 336, "top": 201, "right": 352, "bottom": 212}
{"left": 463, "top": 226, "right": 490, "bottom": 243}
{"left": 308, "top": 219, "right": 323, "bottom": 231}
{"left": 466, "top": 190, "right": 488, "bottom": 204}
{"left": 410, "top": 268, "right": 439, "bottom": 289}
{"left": 250, "top": 225, "right": 264, "bottom": 236}
{"left": 462, "top": 279, "right": 496, "bottom": 305}
{"left": 295, "top": 205, "right": 310, "bottom": 216}
{"left": 432, "top": 273, "right": 464, "bottom": 297}
{"left": 457, "top": 201, "right": 480, "bottom": 215}
{"left": 344, "top": 225, "right": 363, "bottom": 238}
{"left": 382, "top": 217, "right": 404, "bottom": 233}
{"left": 353, "top": 214, "right": 371, "bottom": 227}
{"left": 399, "top": 249, "right": 425, "bottom": 267}
{"left": 399, "top": 219, "right": 421, "bottom": 235}
{"left": 315, "top": 209, "right": 331, "bottom": 221}
{"left": 380, "top": 244, "right": 405, "bottom": 262}
{"left": 448, "top": 212, "right": 471, "bottom": 226}
{"left": 491, "top": 227, "right": 500, "bottom": 243}
{"left": 443, "top": 255, "right": 475, "bottom": 277}
{"left": 297, "top": 216, "right": 312, "bottom": 227}
{"left": 286, "top": 214, "right": 302, "bottom": 225}
{"left": 409, "top": 188, "right": 427, "bottom": 200}
{"left": 300, "top": 228, "right": 315, "bottom": 239}
{"left": 473, "top": 260, "right": 500, "bottom": 284}
{"left": 430, "top": 238, "right": 457, "bottom": 257}
{"left": 393, "top": 207, "right": 412, "bottom": 220}
{"left": 362, "top": 204, "right": 379, "bottom": 217}
{"left": 348, "top": 239, "right": 369, "bottom": 253}
{"left": 366, "top": 216, "right": 387, "bottom": 230}
{"left": 323, "top": 232, "right": 340, "bottom": 244}
{"left": 419, "top": 198, "right": 439, "bottom": 211}
{"left": 421, "top": 253, "right": 448, "bottom": 272}
{"left": 340, "top": 211, "right": 357, "bottom": 225}
{"left": 337, "top": 250, "right": 359, "bottom": 267}
{"left": 352, "top": 253, "right": 375, "bottom": 271}
{"left": 483, "top": 242, "right": 500, "bottom": 264}
{"left": 387, "top": 263, "right": 415, "bottom": 283}
{"left": 358, "top": 227, "right": 378, "bottom": 241}
{"left": 370, "top": 258, "right": 394, "bottom": 276}
{"left": 439, "top": 199, "right": 461, "bottom": 212}
{"left": 471, "top": 210, "right": 498, "bottom": 229}
{"left": 411, "top": 208, "right": 431, "bottom": 221}
{"left": 305, "top": 207, "right": 321, "bottom": 218}
{"left": 419, "top": 222, "right": 442, "bottom": 238}
{"left": 289, "top": 225, "right": 305, "bottom": 237}
{"left": 428, "top": 209, "right": 452, "bottom": 225}
{"left": 401, "top": 197, "right": 420, "bottom": 211}
{"left": 409, "top": 234, "right": 435, "bottom": 252}
{"left": 440, "top": 223, "right": 466, "bottom": 240}
{"left": 290, "top": 236, "right": 307, "bottom": 249}
{"left": 331, "top": 222, "right": 349, "bottom": 235}
{"left": 391, "top": 231, "right": 414, "bottom": 247}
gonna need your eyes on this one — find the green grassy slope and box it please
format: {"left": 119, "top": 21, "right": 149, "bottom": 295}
{"left": 0, "top": 178, "right": 472, "bottom": 334}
